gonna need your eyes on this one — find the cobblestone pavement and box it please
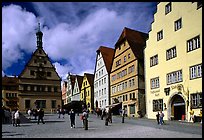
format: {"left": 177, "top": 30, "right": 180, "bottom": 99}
{"left": 2, "top": 113, "right": 202, "bottom": 138}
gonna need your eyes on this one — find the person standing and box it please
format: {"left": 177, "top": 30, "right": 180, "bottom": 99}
{"left": 69, "top": 109, "right": 75, "bottom": 128}
{"left": 37, "top": 108, "right": 45, "bottom": 124}
{"left": 159, "top": 110, "right": 164, "bottom": 125}
{"left": 189, "top": 107, "right": 195, "bottom": 123}
{"left": 14, "top": 110, "right": 20, "bottom": 127}
{"left": 156, "top": 112, "right": 160, "bottom": 124}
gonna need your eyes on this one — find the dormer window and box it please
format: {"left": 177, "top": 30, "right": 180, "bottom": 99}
{"left": 165, "top": 2, "right": 171, "bottom": 15}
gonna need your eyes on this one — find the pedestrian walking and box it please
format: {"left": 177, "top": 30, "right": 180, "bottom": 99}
{"left": 14, "top": 110, "right": 20, "bottom": 127}
{"left": 156, "top": 112, "right": 160, "bottom": 124}
{"left": 27, "top": 109, "right": 32, "bottom": 120}
{"left": 11, "top": 110, "right": 16, "bottom": 126}
{"left": 82, "top": 109, "right": 88, "bottom": 129}
{"left": 57, "top": 108, "right": 61, "bottom": 118}
{"left": 159, "top": 110, "right": 164, "bottom": 125}
{"left": 122, "top": 108, "right": 126, "bottom": 123}
{"left": 62, "top": 109, "right": 65, "bottom": 118}
{"left": 69, "top": 109, "right": 75, "bottom": 128}
{"left": 37, "top": 108, "right": 45, "bottom": 124}
{"left": 107, "top": 108, "right": 112, "bottom": 123}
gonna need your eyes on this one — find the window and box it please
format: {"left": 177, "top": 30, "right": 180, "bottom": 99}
{"left": 153, "top": 99, "right": 163, "bottom": 112}
{"left": 35, "top": 100, "right": 46, "bottom": 108}
{"left": 25, "top": 100, "right": 30, "bottom": 109}
{"left": 128, "top": 53, "right": 131, "bottom": 59}
{"left": 128, "top": 65, "right": 134, "bottom": 73}
{"left": 150, "top": 55, "right": 158, "bottom": 67}
{"left": 191, "top": 93, "right": 202, "bottom": 108}
{"left": 116, "top": 59, "right": 121, "bottom": 67}
{"left": 51, "top": 100, "right": 56, "bottom": 108}
{"left": 30, "top": 85, "right": 35, "bottom": 91}
{"left": 187, "top": 35, "right": 200, "bottom": 52}
{"left": 175, "top": 18, "right": 182, "bottom": 31}
{"left": 54, "top": 86, "right": 58, "bottom": 92}
{"left": 190, "top": 64, "right": 202, "bottom": 79}
{"left": 166, "top": 46, "right": 177, "bottom": 60}
{"left": 30, "top": 70, "right": 35, "bottom": 76}
{"left": 48, "top": 86, "right": 52, "bottom": 92}
{"left": 165, "top": 2, "right": 171, "bottom": 15}
{"left": 47, "top": 72, "right": 51, "bottom": 77}
{"left": 124, "top": 56, "right": 127, "bottom": 63}
{"left": 129, "top": 105, "right": 135, "bottom": 114}
{"left": 151, "top": 77, "right": 160, "bottom": 89}
{"left": 157, "top": 30, "right": 163, "bottom": 41}
{"left": 167, "top": 70, "right": 182, "bottom": 85}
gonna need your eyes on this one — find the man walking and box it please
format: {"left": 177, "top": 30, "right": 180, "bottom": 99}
{"left": 159, "top": 110, "right": 164, "bottom": 125}
{"left": 14, "top": 110, "right": 20, "bottom": 127}
{"left": 69, "top": 109, "right": 75, "bottom": 128}
{"left": 38, "top": 108, "right": 45, "bottom": 124}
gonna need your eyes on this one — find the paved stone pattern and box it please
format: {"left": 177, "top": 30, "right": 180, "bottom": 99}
{"left": 2, "top": 113, "right": 202, "bottom": 138}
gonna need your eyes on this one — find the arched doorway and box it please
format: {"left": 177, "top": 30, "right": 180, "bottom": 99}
{"left": 171, "top": 94, "right": 185, "bottom": 120}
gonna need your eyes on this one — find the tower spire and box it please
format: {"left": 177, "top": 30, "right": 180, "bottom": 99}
{"left": 36, "top": 20, "right": 43, "bottom": 48}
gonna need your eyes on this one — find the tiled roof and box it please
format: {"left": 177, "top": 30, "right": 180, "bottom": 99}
{"left": 97, "top": 46, "right": 115, "bottom": 73}
{"left": 2, "top": 76, "right": 19, "bottom": 86}
{"left": 115, "top": 27, "right": 148, "bottom": 59}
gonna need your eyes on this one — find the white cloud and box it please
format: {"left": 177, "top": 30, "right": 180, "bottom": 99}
{"left": 2, "top": 2, "right": 156, "bottom": 79}
{"left": 2, "top": 4, "right": 37, "bottom": 70}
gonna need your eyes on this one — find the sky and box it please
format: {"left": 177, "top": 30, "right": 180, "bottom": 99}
{"left": 2, "top": 2, "right": 157, "bottom": 80}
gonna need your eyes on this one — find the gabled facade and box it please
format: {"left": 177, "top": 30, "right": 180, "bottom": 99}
{"left": 66, "top": 73, "right": 76, "bottom": 104}
{"left": 62, "top": 80, "right": 68, "bottom": 105}
{"left": 2, "top": 76, "right": 19, "bottom": 111}
{"left": 144, "top": 2, "right": 202, "bottom": 121}
{"left": 110, "top": 27, "right": 148, "bottom": 117}
{"left": 94, "top": 46, "right": 114, "bottom": 110}
{"left": 80, "top": 73, "right": 94, "bottom": 112}
{"left": 18, "top": 23, "right": 62, "bottom": 113}
{"left": 72, "top": 75, "right": 84, "bottom": 101}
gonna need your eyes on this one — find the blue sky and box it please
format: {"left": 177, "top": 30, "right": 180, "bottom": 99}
{"left": 2, "top": 2, "right": 157, "bottom": 80}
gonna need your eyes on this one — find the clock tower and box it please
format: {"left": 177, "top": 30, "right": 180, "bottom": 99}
{"left": 18, "top": 22, "right": 62, "bottom": 113}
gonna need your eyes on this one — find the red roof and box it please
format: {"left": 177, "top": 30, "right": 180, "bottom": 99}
{"left": 97, "top": 46, "right": 114, "bottom": 73}
{"left": 115, "top": 27, "right": 148, "bottom": 59}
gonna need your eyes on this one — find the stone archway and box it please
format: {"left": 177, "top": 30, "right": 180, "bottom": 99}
{"left": 167, "top": 93, "right": 187, "bottom": 121}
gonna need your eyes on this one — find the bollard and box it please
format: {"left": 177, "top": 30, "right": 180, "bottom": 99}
{"left": 84, "top": 118, "right": 88, "bottom": 130}
{"left": 122, "top": 116, "right": 124, "bottom": 123}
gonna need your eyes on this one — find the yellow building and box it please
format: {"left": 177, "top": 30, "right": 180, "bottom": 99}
{"left": 2, "top": 76, "right": 19, "bottom": 111}
{"left": 110, "top": 27, "right": 148, "bottom": 117}
{"left": 80, "top": 73, "right": 94, "bottom": 112}
{"left": 144, "top": 2, "right": 202, "bottom": 121}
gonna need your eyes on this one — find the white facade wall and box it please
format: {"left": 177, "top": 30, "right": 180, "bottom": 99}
{"left": 94, "top": 52, "right": 109, "bottom": 109}
{"left": 72, "top": 77, "right": 80, "bottom": 101}
{"left": 67, "top": 74, "right": 73, "bottom": 103}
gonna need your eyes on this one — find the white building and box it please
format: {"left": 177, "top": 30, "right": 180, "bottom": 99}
{"left": 94, "top": 46, "right": 114, "bottom": 110}
{"left": 72, "top": 75, "right": 83, "bottom": 101}
{"left": 66, "top": 73, "right": 76, "bottom": 103}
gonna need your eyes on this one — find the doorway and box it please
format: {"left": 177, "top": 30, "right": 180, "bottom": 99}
{"left": 171, "top": 94, "right": 185, "bottom": 120}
